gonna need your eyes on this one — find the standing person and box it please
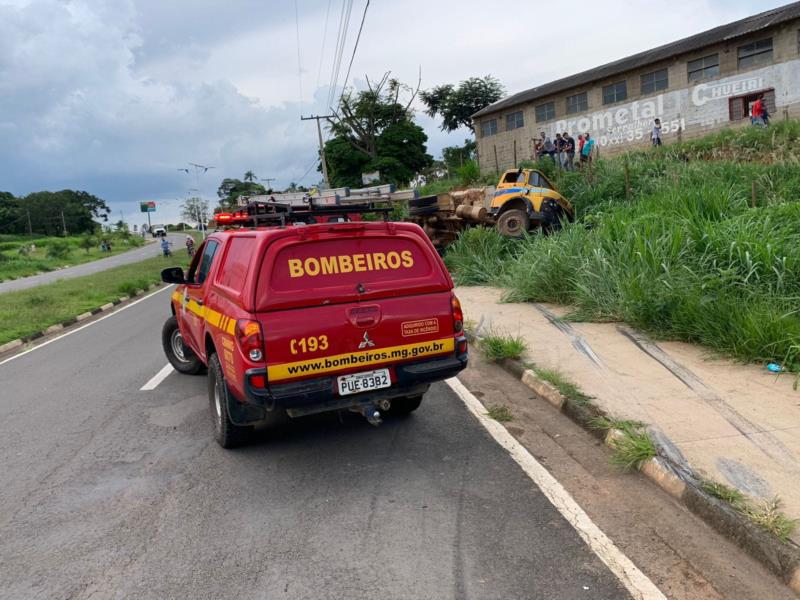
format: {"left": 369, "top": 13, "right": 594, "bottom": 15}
{"left": 563, "top": 131, "right": 576, "bottom": 171}
{"left": 533, "top": 133, "right": 544, "bottom": 160}
{"left": 554, "top": 133, "right": 565, "bottom": 169}
{"left": 751, "top": 95, "right": 766, "bottom": 127}
{"left": 160, "top": 236, "right": 172, "bottom": 257}
{"left": 542, "top": 134, "right": 556, "bottom": 163}
{"left": 581, "top": 132, "right": 596, "bottom": 165}
{"left": 185, "top": 235, "right": 195, "bottom": 257}
{"left": 651, "top": 118, "right": 662, "bottom": 147}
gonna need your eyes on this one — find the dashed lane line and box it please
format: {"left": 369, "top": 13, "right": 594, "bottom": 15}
{"left": 445, "top": 376, "right": 667, "bottom": 600}
{"left": 140, "top": 363, "right": 175, "bottom": 391}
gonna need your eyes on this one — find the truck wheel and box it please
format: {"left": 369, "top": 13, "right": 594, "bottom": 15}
{"left": 208, "top": 353, "right": 250, "bottom": 448}
{"left": 389, "top": 395, "right": 423, "bottom": 415}
{"left": 162, "top": 316, "right": 204, "bottom": 374}
{"left": 496, "top": 209, "right": 529, "bottom": 237}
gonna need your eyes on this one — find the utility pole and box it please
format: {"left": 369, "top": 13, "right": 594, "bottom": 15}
{"left": 61, "top": 211, "right": 68, "bottom": 237}
{"left": 300, "top": 114, "right": 334, "bottom": 188}
{"left": 181, "top": 164, "right": 215, "bottom": 240}
{"left": 260, "top": 177, "right": 276, "bottom": 190}
{"left": 26, "top": 209, "right": 32, "bottom": 237}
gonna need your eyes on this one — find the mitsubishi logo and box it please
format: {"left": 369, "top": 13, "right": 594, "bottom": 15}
{"left": 358, "top": 331, "right": 375, "bottom": 349}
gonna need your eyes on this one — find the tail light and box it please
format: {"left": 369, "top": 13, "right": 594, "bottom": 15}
{"left": 215, "top": 212, "right": 232, "bottom": 224}
{"left": 451, "top": 293, "right": 464, "bottom": 334}
{"left": 236, "top": 319, "right": 264, "bottom": 362}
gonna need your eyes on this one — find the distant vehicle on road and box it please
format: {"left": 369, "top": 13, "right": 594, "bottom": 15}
{"left": 151, "top": 224, "right": 167, "bottom": 237}
{"left": 160, "top": 200, "right": 468, "bottom": 448}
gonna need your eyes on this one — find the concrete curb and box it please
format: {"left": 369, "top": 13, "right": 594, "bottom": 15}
{"left": 0, "top": 284, "right": 162, "bottom": 358}
{"left": 470, "top": 336, "right": 800, "bottom": 595}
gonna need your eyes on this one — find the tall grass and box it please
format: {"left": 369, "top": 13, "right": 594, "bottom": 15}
{"left": 446, "top": 121, "right": 800, "bottom": 369}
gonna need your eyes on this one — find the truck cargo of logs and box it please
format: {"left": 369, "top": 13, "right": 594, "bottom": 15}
{"left": 406, "top": 187, "right": 495, "bottom": 253}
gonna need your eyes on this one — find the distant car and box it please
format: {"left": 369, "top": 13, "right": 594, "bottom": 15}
{"left": 151, "top": 225, "right": 167, "bottom": 237}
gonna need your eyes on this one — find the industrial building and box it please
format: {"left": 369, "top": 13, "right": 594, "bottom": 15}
{"left": 472, "top": 2, "right": 800, "bottom": 173}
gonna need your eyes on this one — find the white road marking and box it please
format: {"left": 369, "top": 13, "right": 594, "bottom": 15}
{"left": 445, "top": 377, "right": 667, "bottom": 600}
{"left": 0, "top": 285, "right": 173, "bottom": 367}
{"left": 140, "top": 363, "right": 175, "bottom": 391}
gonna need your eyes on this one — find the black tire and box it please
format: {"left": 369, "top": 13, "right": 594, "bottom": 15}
{"left": 409, "top": 195, "right": 438, "bottom": 209}
{"left": 162, "top": 316, "right": 204, "bottom": 374}
{"left": 496, "top": 208, "right": 530, "bottom": 237}
{"left": 409, "top": 205, "right": 438, "bottom": 217}
{"left": 208, "top": 353, "right": 250, "bottom": 448}
{"left": 389, "top": 395, "right": 423, "bottom": 415}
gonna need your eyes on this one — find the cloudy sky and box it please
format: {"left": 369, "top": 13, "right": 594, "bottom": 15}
{"left": 0, "top": 0, "right": 783, "bottom": 224}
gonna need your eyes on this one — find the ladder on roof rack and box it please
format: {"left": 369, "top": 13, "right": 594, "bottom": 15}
{"left": 218, "top": 196, "right": 393, "bottom": 228}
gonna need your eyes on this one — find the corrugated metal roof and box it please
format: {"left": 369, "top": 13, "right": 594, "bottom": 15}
{"left": 472, "top": 1, "right": 800, "bottom": 119}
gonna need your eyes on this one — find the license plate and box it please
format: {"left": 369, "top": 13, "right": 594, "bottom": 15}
{"left": 337, "top": 368, "right": 391, "bottom": 396}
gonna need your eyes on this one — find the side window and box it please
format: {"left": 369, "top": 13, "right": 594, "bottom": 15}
{"left": 189, "top": 240, "right": 219, "bottom": 285}
{"left": 528, "top": 171, "right": 542, "bottom": 187}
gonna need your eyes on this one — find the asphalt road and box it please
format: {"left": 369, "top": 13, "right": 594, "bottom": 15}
{"left": 0, "top": 287, "right": 638, "bottom": 599}
{"left": 0, "top": 234, "right": 186, "bottom": 294}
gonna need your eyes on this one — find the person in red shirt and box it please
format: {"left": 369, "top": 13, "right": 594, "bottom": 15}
{"left": 752, "top": 95, "right": 766, "bottom": 127}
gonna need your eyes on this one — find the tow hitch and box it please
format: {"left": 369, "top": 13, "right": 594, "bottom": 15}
{"left": 351, "top": 399, "right": 391, "bottom": 426}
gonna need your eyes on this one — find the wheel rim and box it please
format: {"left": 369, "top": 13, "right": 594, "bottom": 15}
{"left": 500, "top": 214, "right": 524, "bottom": 236}
{"left": 170, "top": 329, "right": 189, "bottom": 363}
{"left": 214, "top": 373, "right": 223, "bottom": 426}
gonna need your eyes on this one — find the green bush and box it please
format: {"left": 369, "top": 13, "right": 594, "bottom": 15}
{"left": 46, "top": 240, "right": 71, "bottom": 260}
{"left": 456, "top": 160, "right": 481, "bottom": 185}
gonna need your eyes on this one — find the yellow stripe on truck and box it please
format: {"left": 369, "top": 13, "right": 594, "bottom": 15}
{"left": 268, "top": 337, "right": 455, "bottom": 381}
{"left": 172, "top": 290, "right": 237, "bottom": 335}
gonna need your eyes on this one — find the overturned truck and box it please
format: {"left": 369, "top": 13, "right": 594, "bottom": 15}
{"left": 406, "top": 168, "right": 575, "bottom": 252}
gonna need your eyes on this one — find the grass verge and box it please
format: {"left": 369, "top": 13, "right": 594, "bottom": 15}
{"left": 0, "top": 253, "right": 187, "bottom": 344}
{"left": 0, "top": 233, "right": 147, "bottom": 282}
{"left": 531, "top": 366, "right": 592, "bottom": 406}
{"left": 480, "top": 333, "right": 527, "bottom": 361}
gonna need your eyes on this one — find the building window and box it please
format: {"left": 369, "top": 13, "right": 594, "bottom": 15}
{"left": 729, "top": 88, "right": 775, "bottom": 121}
{"left": 640, "top": 68, "right": 668, "bottom": 95}
{"left": 566, "top": 92, "right": 588, "bottom": 114}
{"left": 506, "top": 110, "right": 524, "bottom": 130}
{"left": 738, "top": 37, "right": 773, "bottom": 69}
{"left": 602, "top": 81, "right": 627, "bottom": 105}
{"left": 687, "top": 53, "right": 719, "bottom": 82}
{"left": 480, "top": 119, "right": 497, "bottom": 137}
{"left": 535, "top": 102, "right": 555, "bottom": 122}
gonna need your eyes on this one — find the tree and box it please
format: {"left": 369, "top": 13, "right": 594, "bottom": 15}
{"left": 181, "top": 196, "right": 210, "bottom": 227}
{"left": 216, "top": 178, "right": 267, "bottom": 210}
{"left": 79, "top": 234, "right": 96, "bottom": 253}
{"left": 442, "top": 139, "right": 477, "bottom": 174}
{"left": 243, "top": 170, "right": 256, "bottom": 182}
{"left": 420, "top": 76, "right": 505, "bottom": 133}
{"left": 19, "top": 190, "right": 109, "bottom": 236}
{"left": 324, "top": 73, "right": 433, "bottom": 187}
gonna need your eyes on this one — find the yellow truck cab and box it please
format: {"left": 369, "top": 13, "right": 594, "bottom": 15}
{"left": 490, "top": 168, "right": 574, "bottom": 236}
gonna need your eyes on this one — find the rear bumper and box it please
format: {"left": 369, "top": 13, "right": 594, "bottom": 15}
{"left": 233, "top": 348, "right": 467, "bottom": 424}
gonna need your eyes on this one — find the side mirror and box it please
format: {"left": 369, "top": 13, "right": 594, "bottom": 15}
{"left": 161, "top": 267, "right": 186, "bottom": 284}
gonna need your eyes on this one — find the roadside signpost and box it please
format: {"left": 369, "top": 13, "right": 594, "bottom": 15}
{"left": 140, "top": 201, "right": 156, "bottom": 231}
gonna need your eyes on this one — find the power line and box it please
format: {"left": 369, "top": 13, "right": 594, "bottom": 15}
{"left": 327, "top": 1, "right": 347, "bottom": 108}
{"left": 316, "top": 0, "right": 333, "bottom": 89}
{"left": 331, "top": 0, "right": 354, "bottom": 107}
{"left": 328, "top": 0, "right": 354, "bottom": 109}
{"left": 339, "top": 0, "right": 369, "bottom": 103}
{"left": 294, "top": 0, "right": 303, "bottom": 112}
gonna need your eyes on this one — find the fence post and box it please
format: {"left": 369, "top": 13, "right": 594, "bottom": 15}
{"left": 493, "top": 144, "right": 499, "bottom": 175}
{"left": 513, "top": 139, "right": 517, "bottom": 167}
{"left": 751, "top": 181, "right": 758, "bottom": 208}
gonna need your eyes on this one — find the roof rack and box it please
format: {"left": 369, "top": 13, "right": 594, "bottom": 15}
{"left": 215, "top": 196, "right": 392, "bottom": 228}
